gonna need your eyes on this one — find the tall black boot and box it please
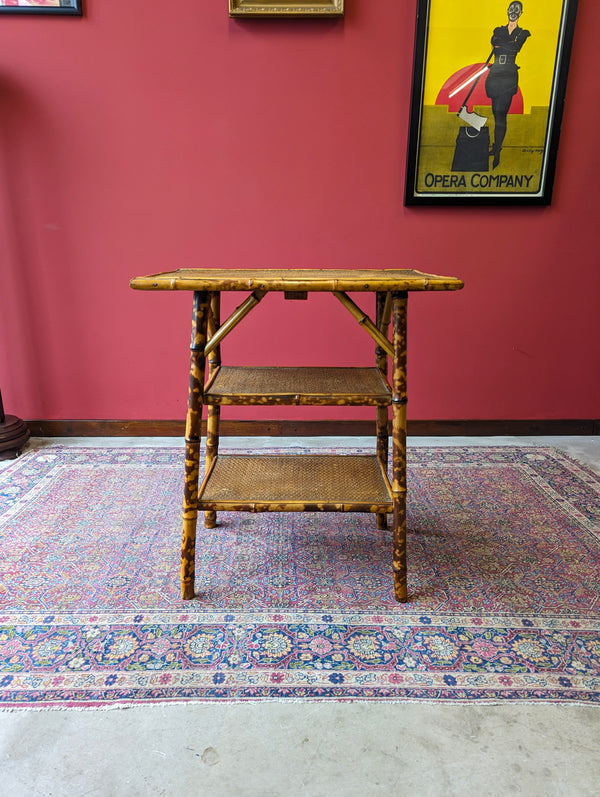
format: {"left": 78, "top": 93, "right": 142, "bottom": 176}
{"left": 489, "top": 143, "right": 501, "bottom": 169}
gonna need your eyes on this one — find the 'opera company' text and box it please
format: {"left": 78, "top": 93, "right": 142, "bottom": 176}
{"left": 423, "top": 173, "right": 535, "bottom": 190}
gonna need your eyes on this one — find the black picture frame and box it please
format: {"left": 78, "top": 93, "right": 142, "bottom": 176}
{"left": 0, "top": 0, "right": 81, "bottom": 14}
{"left": 405, "top": 0, "right": 578, "bottom": 206}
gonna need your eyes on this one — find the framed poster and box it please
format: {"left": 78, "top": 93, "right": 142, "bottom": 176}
{"left": 0, "top": 0, "right": 81, "bottom": 13}
{"left": 229, "top": 1, "right": 343, "bottom": 17}
{"left": 405, "top": 0, "right": 578, "bottom": 205}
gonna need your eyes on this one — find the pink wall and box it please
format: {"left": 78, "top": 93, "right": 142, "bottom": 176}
{"left": 1, "top": 1, "right": 599, "bottom": 423}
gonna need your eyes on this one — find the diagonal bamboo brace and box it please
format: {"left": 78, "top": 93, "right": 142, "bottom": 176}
{"left": 333, "top": 291, "right": 394, "bottom": 357}
{"left": 204, "top": 289, "right": 267, "bottom": 357}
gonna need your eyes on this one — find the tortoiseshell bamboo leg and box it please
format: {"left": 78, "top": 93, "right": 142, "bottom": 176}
{"left": 181, "top": 291, "right": 210, "bottom": 600}
{"left": 391, "top": 291, "right": 408, "bottom": 602}
{"left": 376, "top": 291, "right": 390, "bottom": 531}
{"left": 205, "top": 292, "right": 221, "bottom": 530}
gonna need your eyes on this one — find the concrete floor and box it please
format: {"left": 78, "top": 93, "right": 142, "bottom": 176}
{"left": 1, "top": 436, "right": 599, "bottom": 797}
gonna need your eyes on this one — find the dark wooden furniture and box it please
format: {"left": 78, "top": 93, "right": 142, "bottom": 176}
{"left": 0, "top": 388, "right": 29, "bottom": 459}
{"left": 130, "top": 268, "right": 463, "bottom": 602}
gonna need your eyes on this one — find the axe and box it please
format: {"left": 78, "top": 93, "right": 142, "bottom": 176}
{"left": 451, "top": 51, "right": 493, "bottom": 131}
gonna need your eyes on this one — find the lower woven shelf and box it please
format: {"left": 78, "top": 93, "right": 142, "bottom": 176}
{"left": 197, "top": 454, "right": 394, "bottom": 513}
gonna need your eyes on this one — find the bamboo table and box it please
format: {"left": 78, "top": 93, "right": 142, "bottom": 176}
{"left": 130, "top": 268, "right": 463, "bottom": 602}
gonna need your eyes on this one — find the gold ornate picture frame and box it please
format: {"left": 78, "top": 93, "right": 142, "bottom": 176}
{"left": 229, "top": 0, "right": 344, "bottom": 18}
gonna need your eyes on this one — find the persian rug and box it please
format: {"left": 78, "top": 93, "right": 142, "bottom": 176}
{"left": 0, "top": 445, "right": 599, "bottom": 709}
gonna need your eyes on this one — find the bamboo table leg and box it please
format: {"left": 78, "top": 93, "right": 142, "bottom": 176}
{"left": 391, "top": 291, "right": 408, "bottom": 602}
{"left": 181, "top": 290, "right": 210, "bottom": 600}
{"left": 376, "top": 290, "right": 391, "bottom": 531}
{"left": 204, "top": 291, "right": 221, "bottom": 530}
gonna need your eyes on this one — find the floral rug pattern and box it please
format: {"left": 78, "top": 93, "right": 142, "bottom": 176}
{"left": 1, "top": 445, "right": 599, "bottom": 708}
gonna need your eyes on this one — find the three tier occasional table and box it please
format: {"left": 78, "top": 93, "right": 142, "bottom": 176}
{"left": 130, "top": 268, "right": 463, "bottom": 602}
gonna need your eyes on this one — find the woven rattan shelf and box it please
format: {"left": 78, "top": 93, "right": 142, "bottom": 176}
{"left": 198, "top": 454, "right": 393, "bottom": 511}
{"left": 130, "top": 267, "right": 464, "bottom": 603}
{"left": 205, "top": 366, "right": 391, "bottom": 406}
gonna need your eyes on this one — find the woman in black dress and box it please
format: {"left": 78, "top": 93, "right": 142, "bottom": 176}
{"left": 485, "top": 2, "right": 531, "bottom": 167}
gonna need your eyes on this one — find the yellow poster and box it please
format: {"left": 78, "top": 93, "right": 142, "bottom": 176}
{"left": 405, "top": 0, "right": 578, "bottom": 204}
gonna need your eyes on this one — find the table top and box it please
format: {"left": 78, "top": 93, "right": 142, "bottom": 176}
{"left": 130, "top": 268, "right": 463, "bottom": 293}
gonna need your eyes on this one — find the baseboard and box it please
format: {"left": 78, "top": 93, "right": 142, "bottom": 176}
{"left": 26, "top": 418, "right": 600, "bottom": 437}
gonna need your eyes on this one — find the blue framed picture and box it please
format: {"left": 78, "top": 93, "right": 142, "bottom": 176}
{"left": 0, "top": 0, "right": 81, "bottom": 14}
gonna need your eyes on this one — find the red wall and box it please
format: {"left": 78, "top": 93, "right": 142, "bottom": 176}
{"left": 1, "top": 1, "right": 599, "bottom": 423}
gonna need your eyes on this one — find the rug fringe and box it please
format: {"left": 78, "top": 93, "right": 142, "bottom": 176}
{"left": 2, "top": 697, "right": 600, "bottom": 713}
